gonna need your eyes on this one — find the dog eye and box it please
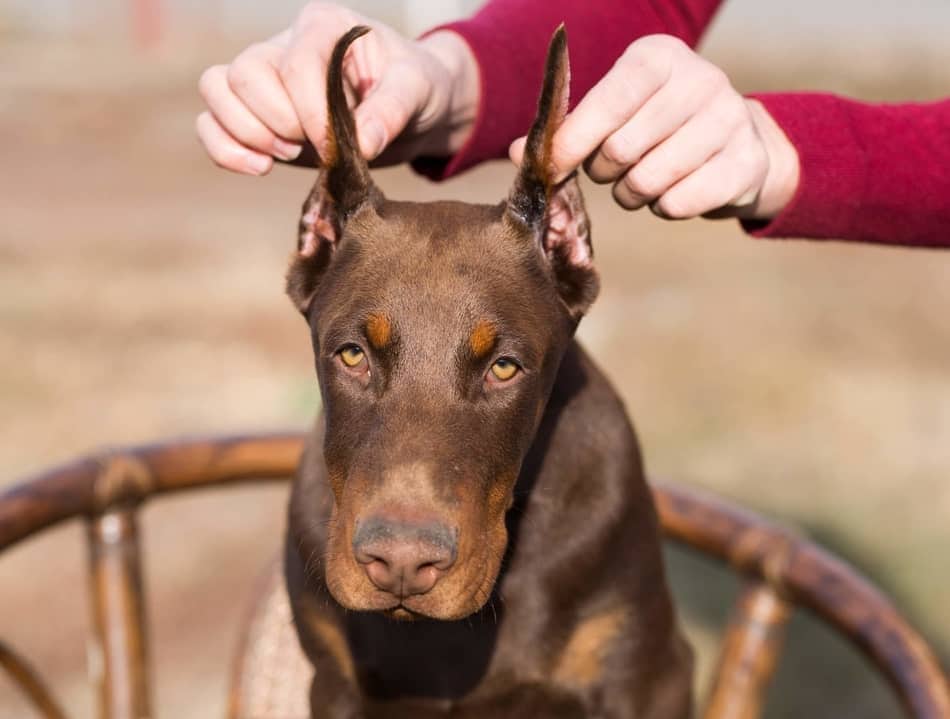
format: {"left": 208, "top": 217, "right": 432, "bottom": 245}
{"left": 339, "top": 345, "right": 366, "bottom": 368}
{"left": 489, "top": 358, "right": 519, "bottom": 382}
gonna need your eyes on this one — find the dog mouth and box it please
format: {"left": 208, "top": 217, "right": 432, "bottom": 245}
{"left": 386, "top": 604, "right": 422, "bottom": 621}
{"left": 342, "top": 575, "right": 495, "bottom": 622}
{"left": 377, "top": 594, "right": 458, "bottom": 621}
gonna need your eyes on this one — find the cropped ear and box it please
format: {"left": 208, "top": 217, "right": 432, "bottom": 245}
{"left": 287, "top": 25, "right": 379, "bottom": 313}
{"left": 506, "top": 25, "right": 598, "bottom": 320}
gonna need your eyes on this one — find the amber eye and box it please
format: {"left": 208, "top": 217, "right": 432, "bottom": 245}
{"left": 339, "top": 345, "right": 366, "bottom": 368}
{"left": 489, "top": 357, "right": 519, "bottom": 382}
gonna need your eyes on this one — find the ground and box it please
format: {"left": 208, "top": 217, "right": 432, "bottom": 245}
{"left": 0, "top": 32, "right": 947, "bottom": 719}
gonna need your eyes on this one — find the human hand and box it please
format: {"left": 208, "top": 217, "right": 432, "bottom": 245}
{"left": 197, "top": 2, "right": 479, "bottom": 175}
{"left": 510, "top": 35, "right": 799, "bottom": 221}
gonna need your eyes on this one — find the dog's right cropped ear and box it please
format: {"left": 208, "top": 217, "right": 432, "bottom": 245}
{"left": 287, "top": 25, "right": 377, "bottom": 314}
{"left": 506, "top": 26, "right": 599, "bottom": 322}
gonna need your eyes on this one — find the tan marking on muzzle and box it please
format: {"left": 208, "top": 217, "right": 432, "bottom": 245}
{"left": 366, "top": 312, "right": 392, "bottom": 349}
{"left": 469, "top": 320, "right": 496, "bottom": 358}
{"left": 553, "top": 607, "right": 628, "bottom": 687}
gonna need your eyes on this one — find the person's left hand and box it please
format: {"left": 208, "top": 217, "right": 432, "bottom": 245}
{"left": 510, "top": 34, "right": 799, "bottom": 221}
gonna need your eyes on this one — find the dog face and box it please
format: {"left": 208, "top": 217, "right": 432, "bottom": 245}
{"left": 287, "top": 26, "right": 598, "bottom": 621}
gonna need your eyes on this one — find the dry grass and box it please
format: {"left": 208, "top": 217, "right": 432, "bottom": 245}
{"left": 0, "top": 33, "right": 947, "bottom": 718}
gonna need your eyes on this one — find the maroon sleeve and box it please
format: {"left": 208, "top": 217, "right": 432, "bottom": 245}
{"left": 412, "top": 0, "right": 724, "bottom": 179}
{"left": 744, "top": 94, "right": 950, "bottom": 248}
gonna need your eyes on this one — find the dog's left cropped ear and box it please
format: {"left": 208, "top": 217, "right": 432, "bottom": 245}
{"left": 287, "top": 25, "right": 379, "bottom": 314}
{"left": 506, "top": 25, "right": 598, "bottom": 321}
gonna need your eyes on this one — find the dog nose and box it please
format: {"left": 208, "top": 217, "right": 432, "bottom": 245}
{"left": 352, "top": 516, "right": 457, "bottom": 598}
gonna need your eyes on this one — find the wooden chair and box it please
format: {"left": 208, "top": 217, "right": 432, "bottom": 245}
{"left": 1, "top": 434, "right": 947, "bottom": 719}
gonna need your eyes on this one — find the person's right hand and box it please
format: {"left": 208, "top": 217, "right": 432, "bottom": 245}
{"left": 196, "top": 2, "right": 478, "bottom": 175}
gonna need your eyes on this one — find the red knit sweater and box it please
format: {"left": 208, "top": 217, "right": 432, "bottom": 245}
{"left": 417, "top": 0, "right": 950, "bottom": 248}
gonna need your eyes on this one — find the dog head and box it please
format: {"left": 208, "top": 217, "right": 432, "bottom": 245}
{"left": 287, "top": 25, "right": 597, "bottom": 621}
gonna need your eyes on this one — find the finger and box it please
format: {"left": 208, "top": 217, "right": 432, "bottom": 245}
{"left": 508, "top": 136, "right": 527, "bottom": 166}
{"left": 546, "top": 51, "right": 669, "bottom": 181}
{"left": 196, "top": 111, "right": 273, "bottom": 175}
{"left": 279, "top": 13, "right": 354, "bottom": 153}
{"left": 353, "top": 60, "right": 426, "bottom": 160}
{"left": 618, "top": 99, "right": 741, "bottom": 203}
{"left": 200, "top": 64, "right": 293, "bottom": 159}
{"left": 585, "top": 80, "right": 717, "bottom": 184}
{"left": 651, "top": 139, "right": 766, "bottom": 219}
{"left": 228, "top": 41, "right": 305, "bottom": 155}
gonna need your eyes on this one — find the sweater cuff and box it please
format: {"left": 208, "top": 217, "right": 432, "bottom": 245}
{"left": 741, "top": 93, "right": 868, "bottom": 241}
{"left": 410, "top": 26, "right": 500, "bottom": 181}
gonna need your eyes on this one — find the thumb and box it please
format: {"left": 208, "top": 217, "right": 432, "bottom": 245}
{"left": 354, "top": 65, "right": 425, "bottom": 161}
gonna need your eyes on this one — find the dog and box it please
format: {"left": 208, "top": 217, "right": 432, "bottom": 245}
{"left": 284, "top": 25, "right": 693, "bottom": 719}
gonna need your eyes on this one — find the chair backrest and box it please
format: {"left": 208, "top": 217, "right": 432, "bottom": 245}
{"left": 1, "top": 434, "right": 948, "bottom": 719}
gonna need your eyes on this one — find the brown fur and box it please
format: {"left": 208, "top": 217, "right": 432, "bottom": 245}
{"left": 283, "top": 26, "right": 693, "bottom": 719}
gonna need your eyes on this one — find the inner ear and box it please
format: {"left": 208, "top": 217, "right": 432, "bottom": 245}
{"left": 546, "top": 174, "right": 592, "bottom": 267}
{"left": 298, "top": 172, "right": 341, "bottom": 258}
{"left": 544, "top": 175, "right": 599, "bottom": 319}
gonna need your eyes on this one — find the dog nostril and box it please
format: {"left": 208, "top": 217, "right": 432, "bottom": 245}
{"left": 364, "top": 558, "right": 396, "bottom": 593}
{"left": 352, "top": 519, "right": 457, "bottom": 599}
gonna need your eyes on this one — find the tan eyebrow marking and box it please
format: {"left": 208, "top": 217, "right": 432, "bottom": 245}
{"left": 365, "top": 313, "right": 392, "bottom": 349}
{"left": 469, "top": 320, "right": 497, "bottom": 358}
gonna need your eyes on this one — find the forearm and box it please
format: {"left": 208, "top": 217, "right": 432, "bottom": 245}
{"left": 414, "top": 0, "right": 725, "bottom": 178}
{"left": 743, "top": 94, "right": 950, "bottom": 248}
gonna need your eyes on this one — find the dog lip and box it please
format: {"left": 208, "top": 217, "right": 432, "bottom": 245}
{"left": 387, "top": 604, "right": 421, "bottom": 621}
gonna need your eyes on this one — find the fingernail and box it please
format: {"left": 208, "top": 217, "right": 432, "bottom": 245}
{"left": 273, "top": 138, "right": 303, "bottom": 161}
{"left": 244, "top": 152, "right": 272, "bottom": 175}
{"left": 358, "top": 118, "right": 386, "bottom": 159}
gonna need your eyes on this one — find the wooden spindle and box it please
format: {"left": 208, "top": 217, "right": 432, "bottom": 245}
{"left": 87, "top": 509, "right": 151, "bottom": 719}
{"left": 704, "top": 582, "right": 791, "bottom": 719}
{"left": 0, "top": 639, "right": 68, "bottom": 718}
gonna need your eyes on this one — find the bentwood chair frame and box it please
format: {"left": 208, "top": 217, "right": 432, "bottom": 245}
{"left": 1, "top": 433, "right": 948, "bottom": 719}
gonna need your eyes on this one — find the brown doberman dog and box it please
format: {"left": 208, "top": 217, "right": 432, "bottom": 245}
{"left": 284, "top": 25, "right": 693, "bottom": 719}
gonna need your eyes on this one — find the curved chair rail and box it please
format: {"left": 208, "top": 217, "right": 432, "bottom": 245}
{"left": 1, "top": 434, "right": 948, "bottom": 719}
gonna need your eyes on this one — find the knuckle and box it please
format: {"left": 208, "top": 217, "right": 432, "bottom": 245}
{"left": 297, "top": 2, "right": 357, "bottom": 34}
{"left": 735, "top": 142, "right": 766, "bottom": 177}
{"left": 725, "top": 95, "right": 749, "bottom": 125}
{"left": 634, "top": 33, "right": 686, "bottom": 54}
{"left": 230, "top": 43, "right": 269, "bottom": 83}
{"left": 298, "top": 1, "right": 332, "bottom": 23}
{"left": 626, "top": 34, "right": 682, "bottom": 69}
{"left": 225, "top": 61, "right": 248, "bottom": 94}
{"left": 626, "top": 164, "right": 664, "bottom": 198}
{"left": 277, "top": 56, "right": 296, "bottom": 83}
{"left": 198, "top": 65, "right": 224, "bottom": 100}
{"left": 708, "top": 94, "right": 746, "bottom": 133}
{"left": 600, "top": 134, "right": 636, "bottom": 167}
{"left": 704, "top": 65, "right": 730, "bottom": 90}
{"left": 619, "top": 43, "right": 670, "bottom": 86}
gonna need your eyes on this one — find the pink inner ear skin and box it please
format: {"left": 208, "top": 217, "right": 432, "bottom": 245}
{"left": 545, "top": 180, "right": 593, "bottom": 268}
{"left": 300, "top": 200, "right": 337, "bottom": 258}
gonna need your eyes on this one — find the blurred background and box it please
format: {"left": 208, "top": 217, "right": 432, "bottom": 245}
{"left": 1, "top": 1, "right": 948, "bottom": 716}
